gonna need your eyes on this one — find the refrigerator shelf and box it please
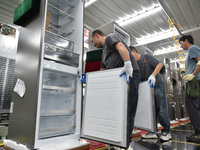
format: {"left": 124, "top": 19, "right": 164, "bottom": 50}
{"left": 47, "top": 3, "right": 74, "bottom": 35}
{"left": 39, "top": 126, "right": 75, "bottom": 139}
{"left": 39, "top": 126, "right": 75, "bottom": 133}
{"left": 44, "top": 43, "right": 79, "bottom": 67}
{"left": 45, "top": 31, "right": 74, "bottom": 52}
{"left": 39, "top": 115, "right": 76, "bottom": 139}
{"left": 48, "top": 25, "right": 75, "bottom": 37}
{"left": 41, "top": 89, "right": 76, "bottom": 113}
{"left": 40, "top": 110, "right": 75, "bottom": 117}
{"left": 47, "top": 3, "right": 74, "bottom": 21}
{"left": 44, "top": 55, "right": 78, "bottom": 67}
{"left": 46, "top": 2, "right": 75, "bottom": 37}
{"left": 42, "top": 85, "right": 76, "bottom": 92}
{"left": 48, "top": 0, "right": 75, "bottom": 14}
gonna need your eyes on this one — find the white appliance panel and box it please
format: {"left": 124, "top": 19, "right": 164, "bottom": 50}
{"left": 134, "top": 81, "right": 156, "bottom": 132}
{"left": 82, "top": 68, "right": 128, "bottom": 148}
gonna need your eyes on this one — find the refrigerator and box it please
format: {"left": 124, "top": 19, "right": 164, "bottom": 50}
{"left": 0, "top": 22, "right": 19, "bottom": 114}
{"left": 6, "top": 0, "right": 156, "bottom": 149}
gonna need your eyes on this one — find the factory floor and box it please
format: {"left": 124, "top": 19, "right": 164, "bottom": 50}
{"left": 90, "top": 121, "right": 200, "bottom": 150}
{"left": 1, "top": 121, "right": 200, "bottom": 150}
{"left": 131, "top": 122, "right": 200, "bottom": 150}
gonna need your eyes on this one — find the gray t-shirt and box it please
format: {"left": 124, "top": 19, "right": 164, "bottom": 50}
{"left": 137, "top": 54, "right": 164, "bottom": 86}
{"left": 101, "top": 33, "right": 140, "bottom": 71}
{"left": 185, "top": 45, "right": 200, "bottom": 79}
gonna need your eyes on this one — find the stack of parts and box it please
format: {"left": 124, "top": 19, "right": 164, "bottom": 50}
{"left": 85, "top": 49, "right": 102, "bottom": 73}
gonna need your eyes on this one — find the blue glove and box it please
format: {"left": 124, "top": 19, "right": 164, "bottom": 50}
{"left": 148, "top": 75, "right": 156, "bottom": 88}
{"left": 119, "top": 61, "right": 133, "bottom": 84}
{"left": 119, "top": 72, "right": 132, "bottom": 84}
{"left": 81, "top": 73, "right": 86, "bottom": 84}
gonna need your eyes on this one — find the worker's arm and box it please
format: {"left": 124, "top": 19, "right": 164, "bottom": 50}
{"left": 115, "top": 42, "right": 130, "bottom": 61}
{"left": 114, "top": 42, "right": 133, "bottom": 83}
{"left": 152, "top": 63, "right": 163, "bottom": 76}
{"left": 193, "top": 57, "right": 200, "bottom": 75}
{"left": 148, "top": 60, "right": 163, "bottom": 88}
{"left": 100, "top": 68, "right": 106, "bottom": 70}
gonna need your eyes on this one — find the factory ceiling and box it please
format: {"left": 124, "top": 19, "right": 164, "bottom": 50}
{"left": 1, "top": 0, "right": 200, "bottom": 65}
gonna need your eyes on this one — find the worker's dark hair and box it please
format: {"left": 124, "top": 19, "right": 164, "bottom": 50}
{"left": 92, "top": 30, "right": 106, "bottom": 37}
{"left": 129, "top": 46, "right": 137, "bottom": 52}
{"left": 179, "top": 34, "right": 194, "bottom": 44}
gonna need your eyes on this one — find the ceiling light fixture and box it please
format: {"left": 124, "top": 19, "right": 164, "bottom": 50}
{"left": 117, "top": 6, "right": 161, "bottom": 26}
{"left": 134, "top": 29, "right": 180, "bottom": 46}
{"left": 154, "top": 47, "right": 184, "bottom": 55}
{"left": 170, "top": 58, "right": 186, "bottom": 63}
{"left": 85, "top": 0, "right": 97, "bottom": 7}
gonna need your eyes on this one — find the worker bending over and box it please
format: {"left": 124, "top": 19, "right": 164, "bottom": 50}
{"left": 130, "top": 46, "right": 171, "bottom": 141}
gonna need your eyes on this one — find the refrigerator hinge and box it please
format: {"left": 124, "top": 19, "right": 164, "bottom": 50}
{"left": 77, "top": 69, "right": 82, "bottom": 78}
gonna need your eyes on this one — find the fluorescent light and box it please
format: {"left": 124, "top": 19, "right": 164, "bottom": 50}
{"left": 117, "top": 6, "right": 162, "bottom": 26}
{"left": 170, "top": 58, "right": 186, "bottom": 63}
{"left": 154, "top": 46, "right": 183, "bottom": 55}
{"left": 135, "top": 29, "right": 179, "bottom": 46}
{"left": 85, "top": 0, "right": 97, "bottom": 7}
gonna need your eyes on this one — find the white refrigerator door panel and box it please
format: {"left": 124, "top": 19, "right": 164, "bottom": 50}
{"left": 134, "top": 81, "right": 156, "bottom": 132}
{"left": 81, "top": 68, "right": 128, "bottom": 148}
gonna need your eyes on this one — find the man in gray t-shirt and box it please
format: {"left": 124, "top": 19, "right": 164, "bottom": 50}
{"left": 130, "top": 46, "right": 171, "bottom": 141}
{"left": 179, "top": 35, "right": 200, "bottom": 142}
{"left": 91, "top": 30, "right": 140, "bottom": 150}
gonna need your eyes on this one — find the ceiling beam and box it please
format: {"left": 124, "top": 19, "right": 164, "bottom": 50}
{"left": 158, "top": 0, "right": 182, "bottom": 35}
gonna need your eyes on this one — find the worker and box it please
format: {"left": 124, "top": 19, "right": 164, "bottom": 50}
{"left": 91, "top": 30, "right": 140, "bottom": 150}
{"left": 129, "top": 46, "right": 171, "bottom": 141}
{"left": 179, "top": 34, "right": 200, "bottom": 142}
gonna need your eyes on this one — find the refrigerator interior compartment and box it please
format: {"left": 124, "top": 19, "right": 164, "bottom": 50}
{"left": 47, "top": 3, "right": 74, "bottom": 27}
{"left": 39, "top": 115, "right": 76, "bottom": 139}
{"left": 45, "top": 31, "right": 74, "bottom": 52}
{"left": 48, "top": 23, "right": 75, "bottom": 38}
{"left": 48, "top": 0, "right": 75, "bottom": 15}
{"left": 40, "top": 90, "right": 76, "bottom": 114}
{"left": 44, "top": 43, "right": 79, "bottom": 67}
{"left": 42, "top": 69, "right": 77, "bottom": 89}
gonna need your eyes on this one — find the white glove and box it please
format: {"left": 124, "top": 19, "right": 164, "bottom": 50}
{"left": 119, "top": 61, "right": 133, "bottom": 84}
{"left": 183, "top": 73, "right": 195, "bottom": 81}
{"left": 148, "top": 75, "right": 156, "bottom": 88}
{"left": 197, "top": 60, "right": 200, "bottom": 66}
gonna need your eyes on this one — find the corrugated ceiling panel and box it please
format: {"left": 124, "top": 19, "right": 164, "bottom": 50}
{"left": 111, "top": 0, "right": 136, "bottom": 15}
{"left": 165, "top": 0, "right": 200, "bottom": 30}
{"left": 151, "top": 10, "right": 169, "bottom": 31}
{"left": 1, "top": 0, "right": 199, "bottom": 61}
{"left": 188, "top": 30, "right": 200, "bottom": 47}
{"left": 147, "top": 38, "right": 175, "bottom": 51}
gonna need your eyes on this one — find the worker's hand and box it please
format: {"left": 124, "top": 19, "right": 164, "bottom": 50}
{"left": 197, "top": 60, "right": 200, "bottom": 66}
{"left": 172, "top": 66, "right": 180, "bottom": 72}
{"left": 81, "top": 73, "right": 86, "bottom": 84}
{"left": 119, "top": 61, "right": 133, "bottom": 84}
{"left": 148, "top": 75, "right": 156, "bottom": 88}
{"left": 183, "top": 74, "right": 195, "bottom": 81}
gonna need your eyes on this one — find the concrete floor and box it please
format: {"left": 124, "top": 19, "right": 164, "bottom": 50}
{"left": 131, "top": 122, "right": 200, "bottom": 150}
